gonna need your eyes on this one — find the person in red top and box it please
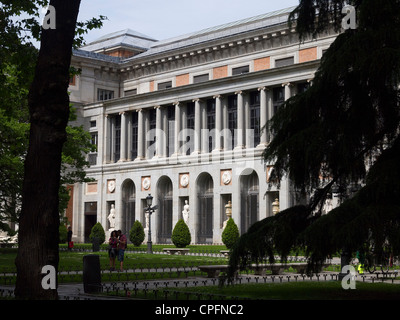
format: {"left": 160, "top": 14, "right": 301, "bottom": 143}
{"left": 108, "top": 230, "right": 118, "bottom": 271}
{"left": 117, "top": 230, "right": 127, "bottom": 271}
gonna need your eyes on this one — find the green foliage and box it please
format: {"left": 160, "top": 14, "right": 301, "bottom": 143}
{"left": 0, "top": 0, "right": 106, "bottom": 234}
{"left": 59, "top": 225, "right": 68, "bottom": 244}
{"left": 221, "top": 218, "right": 239, "bottom": 249}
{"left": 130, "top": 220, "right": 145, "bottom": 247}
{"left": 172, "top": 219, "right": 191, "bottom": 248}
{"left": 231, "top": 0, "right": 400, "bottom": 279}
{"left": 89, "top": 222, "right": 105, "bottom": 244}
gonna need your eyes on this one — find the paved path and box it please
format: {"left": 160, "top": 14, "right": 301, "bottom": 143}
{"left": 1, "top": 269, "right": 399, "bottom": 300}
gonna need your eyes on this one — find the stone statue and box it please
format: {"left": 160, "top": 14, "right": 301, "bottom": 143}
{"left": 145, "top": 211, "right": 150, "bottom": 229}
{"left": 182, "top": 200, "right": 189, "bottom": 225}
{"left": 108, "top": 204, "right": 116, "bottom": 229}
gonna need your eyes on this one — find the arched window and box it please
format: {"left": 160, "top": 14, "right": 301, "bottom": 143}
{"left": 240, "top": 170, "right": 259, "bottom": 234}
{"left": 157, "top": 176, "right": 173, "bottom": 243}
{"left": 122, "top": 179, "right": 136, "bottom": 236}
{"left": 197, "top": 173, "right": 214, "bottom": 243}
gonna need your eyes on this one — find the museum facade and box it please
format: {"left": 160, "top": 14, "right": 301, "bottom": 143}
{"left": 67, "top": 6, "right": 337, "bottom": 244}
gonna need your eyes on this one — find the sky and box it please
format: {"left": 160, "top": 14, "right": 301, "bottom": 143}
{"left": 77, "top": 0, "right": 300, "bottom": 44}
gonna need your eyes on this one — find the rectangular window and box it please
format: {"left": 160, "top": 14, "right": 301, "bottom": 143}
{"left": 297, "top": 82, "right": 310, "bottom": 93}
{"left": 232, "top": 65, "right": 249, "bottom": 76}
{"left": 114, "top": 115, "right": 121, "bottom": 162}
{"left": 193, "top": 74, "right": 209, "bottom": 84}
{"left": 275, "top": 57, "right": 294, "bottom": 68}
{"left": 273, "top": 87, "right": 285, "bottom": 115}
{"left": 167, "top": 106, "right": 175, "bottom": 157}
{"left": 186, "top": 102, "right": 195, "bottom": 155}
{"left": 124, "top": 88, "right": 137, "bottom": 96}
{"left": 97, "top": 89, "right": 114, "bottom": 101}
{"left": 131, "top": 112, "right": 138, "bottom": 160}
{"left": 146, "top": 108, "right": 157, "bottom": 158}
{"left": 157, "top": 81, "right": 172, "bottom": 90}
{"left": 227, "top": 95, "right": 237, "bottom": 150}
{"left": 207, "top": 99, "right": 215, "bottom": 152}
{"left": 249, "top": 91, "right": 260, "bottom": 147}
{"left": 69, "top": 75, "right": 76, "bottom": 86}
{"left": 90, "top": 120, "right": 96, "bottom": 128}
{"left": 90, "top": 132, "right": 98, "bottom": 148}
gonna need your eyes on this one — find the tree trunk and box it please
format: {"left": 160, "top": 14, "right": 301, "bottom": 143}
{"left": 15, "top": 0, "right": 81, "bottom": 300}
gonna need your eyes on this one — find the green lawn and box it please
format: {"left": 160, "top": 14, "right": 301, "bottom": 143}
{"left": 108, "top": 281, "right": 400, "bottom": 300}
{"left": 0, "top": 246, "right": 228, "bottom": 273}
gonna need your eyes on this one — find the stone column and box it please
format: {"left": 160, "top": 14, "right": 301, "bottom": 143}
{"left": 119, "top": 111, "right": 127, "bottom": 162}
{"left": 235, "top": 90, "right": 245, "bottom": 149}
{"left": 213, "top": 95, "right": 222, "bottom": 152}
{"left": 201, "top": 100, "right": 208, "bottom": 154}
{"left": 244, "top": 93, "right": 251, "bottom": 148}
{"left": 279, "top": 83, "right": 294, "bottom": 210}
{"left": 173, "top": 102, "right": 181, "bottom": 156}
{"left": 258, "top": 87, "right": 268, "bottom": 147}
{"left": 283, "top": 82, "right": 292, "bottom": 101}
{"left": 155, "top": 106, "right": 163, "bottom": 158}
{"left": 135, "top": 109, "right": 144, "bottom": 161}
{"left": 110, "top": 116, "right": 115, "bottom": 163}
{"left": 103, "top": 114, "right": 110, "bottom": 163}
{"left": 127, "top": 112, "right": 132, "bottom": 161}
{"left": 193, "top": 99, "right": 201, "bottom": 154}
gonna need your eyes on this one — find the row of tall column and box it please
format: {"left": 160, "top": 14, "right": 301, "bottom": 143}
{"left": 102, "top": 83, "right": 295, "bottom": 164}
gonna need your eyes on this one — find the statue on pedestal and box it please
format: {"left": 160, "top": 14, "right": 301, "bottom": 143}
{"left": 222, "top": 201, "right": 232, "bottom": 230}
{"left": 108, "top": 204, "right": 116, "bottom": 230}
{"left": 182, "top": 200, "right": 189, "bottom": 225}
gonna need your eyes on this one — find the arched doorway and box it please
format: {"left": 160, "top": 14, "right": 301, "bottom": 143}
{"left": 122, "top": 179, "right": 136, "bottom": 235}
{"left": 197, "top": 173, "right": 214, "bottom": 243}
{"left": 157, "top": 176, "right": 173, "bottom": 243}
{"left": 240, "top": 170, "right": 259, "bottom": 234}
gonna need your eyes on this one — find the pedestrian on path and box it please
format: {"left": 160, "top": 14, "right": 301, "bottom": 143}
{"left": 117, "top": 230, "right": 127, "bottom": 271}
{"left": 108, "top": 230, "right": 118, "bottom": 271}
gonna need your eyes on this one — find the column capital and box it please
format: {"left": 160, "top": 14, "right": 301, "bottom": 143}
{"left": 282, "top": 82, "right": 293, "bottom": 87}
{"left": 235, "top": 90, "right": 246, "bottom": 95}
{"left": 173, "top": 101, "right": 180, "bottom": 106}
{"left": 258, "top": 86, "right": 270, "bottom": 92}
{"left": 119, "top": 111, "right": 126, "bottom": 115}
{"left": 154, "top": 105, "right": 161, "bottom": 109}
{"left": 213, "top": 94, "right": 223, "bottom": 99}
{"left": 192, "top": 98, "right": 202, "bottom": 103}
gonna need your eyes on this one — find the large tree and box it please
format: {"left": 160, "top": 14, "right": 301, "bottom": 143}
{"left": 14, "top": 0, "right": 82, "bottom": 300}
{"left": 229, "top": 0, "right": 400, "bottom": 276}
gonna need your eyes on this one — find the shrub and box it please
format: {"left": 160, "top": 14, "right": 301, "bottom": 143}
{"left": 172, "top": 219, "right": 191, "bottom": 248}
{"left": 59, "top": 224, "right": 68, "bottom": 243}
{"left": 221, "top": 218, "right": 239, "bottom": 249}
{"left": 130, "top": 220, "right": 145, "bottom": 246}
{"left": 89, "top": 222, "right": 105, "bottom": 244}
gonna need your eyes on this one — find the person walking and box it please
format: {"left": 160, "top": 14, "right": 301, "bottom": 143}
{"left": 117, "top": 230, "right": 127, "bottom": 271}
{"left": 108, "top": 230, "right": 118, "bottom": 271}
{"left": 67, "top": 226, "right": 73, "bottom": 251}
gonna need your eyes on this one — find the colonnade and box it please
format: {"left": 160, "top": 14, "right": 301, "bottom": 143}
{"left": 102, "top": 83, "right": 299, "bottom": 165}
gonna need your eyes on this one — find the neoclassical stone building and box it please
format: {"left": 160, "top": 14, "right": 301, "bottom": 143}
{"left": 67, "top": 6, "right": 337, "bottom": 243}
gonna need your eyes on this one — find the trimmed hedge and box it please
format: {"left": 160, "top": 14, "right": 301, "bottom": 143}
{"left": 172, "top": 219, "right": 191, "bottom": 248}
{"left": 130, "top": 220, "right": 145, "bottom": 246}
{"left": 89, "top": 222, "right": 105, "bottom": 244}
{"left": 221, "top": 218, "right": 239, "bottom": 249}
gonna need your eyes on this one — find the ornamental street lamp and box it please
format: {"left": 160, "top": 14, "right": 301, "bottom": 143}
{"left": 145, "top": 194, "right": 158, "bottom": 254}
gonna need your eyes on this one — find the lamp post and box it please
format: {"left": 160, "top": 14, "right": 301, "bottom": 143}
{"left": 146, "top": 194, "right": 153, "bottom": 254}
